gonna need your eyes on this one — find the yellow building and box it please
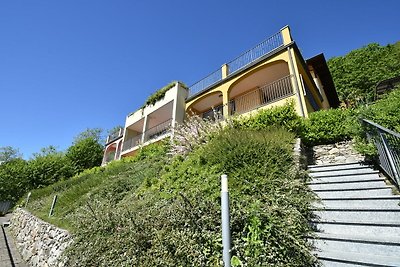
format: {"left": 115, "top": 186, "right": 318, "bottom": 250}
{"left": 186, "top": 25, "right": 339, "bottom": 120}
{"left": 102, "top": 26, "right": 339, "bottom": 164}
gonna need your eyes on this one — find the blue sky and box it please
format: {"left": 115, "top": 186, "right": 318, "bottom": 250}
{"left": 0, "top": 0, "right": 399, "bottom": 159}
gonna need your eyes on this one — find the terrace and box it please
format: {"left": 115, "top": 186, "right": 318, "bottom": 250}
{"left": 188, "top": 29, "right": 285, "bottom": 99}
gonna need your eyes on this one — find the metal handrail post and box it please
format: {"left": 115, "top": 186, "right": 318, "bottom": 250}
{"left": 380, "top": 132, "right": 400, "bottom": 185}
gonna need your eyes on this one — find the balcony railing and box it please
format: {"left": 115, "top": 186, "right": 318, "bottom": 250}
{"left": 143, "top": 119, "right": 172, "bottom": 142}
{"left": 122, "top": 119, "right": 173, "bottom": 152}
{"left": 229, "top": 75, "right": 294, "bottom": 115}
{"left": 188, "top": 69, "right": 222, "bottom": 100}
{"left": 106, "top": 128, "right": 123, "bottom": 144}
{"left": 122, "top": 134, "right": 142, "bottom": 152}
{"left": 188, "top": 30, "right": 284, "bottom": 98}
{"left": 201, "top": 104, "right": 224, "bottom": 121}
{"left": 227, "top": 32, "right": 284, "bottom": 75}
{"left": 362, "top": 119, "right": 400, "bottom": 188}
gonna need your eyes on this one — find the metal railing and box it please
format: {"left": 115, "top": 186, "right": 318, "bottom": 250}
{"left": 143, "top": 119, "right": 172, "bottom": 142}
{"left": 188, "top": 69, "right": 222, "bottom": 99}
{"left": 106, "top": 128, "right": 123, "bottom": 144}
{"left": 188, "top": 30, "right": 284, "bottom": 98}
{"left": 122, "top": 119, "right": 173, "bottom": 152}
{"left": 362, "top": 119, "right": 400, "bottom": 188}
{"left": 229, "top": 75, "right": 293, "bottom": 115}
{"left": 227, "top": 31, "right": 284, "bottom": 75}
{"left": 201, "top": 104, "right": 224, "bottom": 121}
{"left": 122, "top": 134, "right": 142, "bottom": 152}
{"left": 0, "top": 201, "right": 11, "bottom": 215}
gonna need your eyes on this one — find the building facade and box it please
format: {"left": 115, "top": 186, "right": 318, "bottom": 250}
{"left": 102, "top": 26, "right": 339, "bottom": 165}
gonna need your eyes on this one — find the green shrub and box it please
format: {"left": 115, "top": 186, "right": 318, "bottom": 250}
{"left": 232, "top": 102, "right": 304, "bottom": 135}
{"left": 0, "top": 159, "right": 29, "bottom": 203}
{"left": 361, "top": 87, "right": 400, "bottom": 133}
{"left": 142, "top": 81, "right": 188, "bottom": 108}
{"left": 24, "top": 142, "right": 168, "bottom": 230}
{"left": 63, "top": 128, "right": 316, "bottom": 266}
{"left": 302, "top": 108, "right": 356, "bottom": 146}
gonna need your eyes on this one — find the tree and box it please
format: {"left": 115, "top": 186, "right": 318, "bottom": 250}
{"left": 74, "top": 128, "right": 104, "bottom": 143}
{"left": 27, "top": 146, "right": 74, "bottom": 188}
{"left": 327, "top": 42, "right": 400, "bottom": 106}
{"left": 66, "top": 128, "right": 104, "bottom": 174}
{"left": 107, "top": 125, "right": 123, "bottom": 137}
{"left": 0, "top": 146, "right": 22, "bottom": 163}
{"left": 0, "top": 158, "right": 28, "bottom": 202}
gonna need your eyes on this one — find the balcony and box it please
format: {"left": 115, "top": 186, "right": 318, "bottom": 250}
{"left": 229, "top": 75, "right": 294, "bottom": 115}
{"left": 106, "top": 128, "right": 123, "bottom": 144}
{"left": 143, "top": 118, "right": 172, "bottom": 142}
{"left": 122, "top": 134, "right": 142, "bottom": 152}
{"left": 122, "top": 119, "right": 172, "bottom": 153}
{"left": 188, "top": 30, "right": 284, "bottom": 98}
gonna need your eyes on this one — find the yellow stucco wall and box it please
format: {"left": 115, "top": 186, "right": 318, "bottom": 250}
{"left": 184, "top": 25, "right": 334, "bottom": 121}
{"left": 186, "top": 50, "right": 299, "bottom": 109}
{"left": 185, "top": 46, "right": 311, "bottom": 119}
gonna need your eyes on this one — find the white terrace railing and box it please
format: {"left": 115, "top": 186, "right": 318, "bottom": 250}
{"left": 188, "top": 30, "right": 284, "bottom": 98}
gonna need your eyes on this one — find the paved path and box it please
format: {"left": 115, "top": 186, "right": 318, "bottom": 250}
{"left": 0, "top": 214, "right": 26, "bottom": 267}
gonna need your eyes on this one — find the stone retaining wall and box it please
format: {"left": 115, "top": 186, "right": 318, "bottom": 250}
{"left": 308, "top": 140, "right": 365, "bottom": 165}
{"left": 9, "top": 208, "right": 72, "bottom": 267}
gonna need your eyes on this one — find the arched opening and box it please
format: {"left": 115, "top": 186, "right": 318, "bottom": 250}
{"left": 228, "top": 61, "right": 293, "bottom": 115}
{"left": 104, "top": 143, "right": 118, "bottom": 164}
{"left": 186, "top": 91, "right": 224, "bottom": 120}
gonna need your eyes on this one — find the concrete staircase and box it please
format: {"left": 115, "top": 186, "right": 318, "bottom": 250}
{"left": 308, "top": 162, "right": 400, "bottom": 266}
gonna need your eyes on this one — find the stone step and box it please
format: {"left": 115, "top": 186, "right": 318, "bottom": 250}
{"left": 309, "top": 179, "right": 387, "bottom": 190}
{"left": 312, "top": 208, "right": 400, "bottom": 223}
{"left": 314, "top": 187, "right": 394, "bottom": 198}
{"left": 308, "top": 163, "right": 370, "bottom": 173}
{"left": 311, "top": 220, "right": 400, "bottom": 238}
{"left": 317, "top": 250, "right": 400, "bottom": 267}
{"left": 310, "top": 173, "right": 381, "bottom": 183}
{"left": 314, "top": 196, "right": 400, "bottom": 209}
{"left": 312, "top": 232, "right": 400, "bottom": 258}
{"left": 310, "top": 168, "right": 378, "bottom": 178}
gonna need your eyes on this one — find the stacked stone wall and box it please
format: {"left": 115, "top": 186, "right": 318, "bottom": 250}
{"left": 10, "top": 208, "right": 71, "bottom": 267}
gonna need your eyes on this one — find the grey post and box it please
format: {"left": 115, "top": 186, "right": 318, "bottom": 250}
{"left": 25, "top": 192, "right": 31, "bottom": 208}
{"left": 221, "top": 174, "right": 231, "bottom": 267}
{"left": 49, "top": 195, "right": 58, "bottom": 217}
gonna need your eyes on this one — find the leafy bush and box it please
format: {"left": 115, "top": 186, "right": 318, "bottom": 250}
{"left": 328, "top": 42, "right": 400, "bottom": 105}
{"left": 60, "top": 128, "right": 316, "bottom": 266}
{"left": 0, "top": 159, "right": 29, "bottom": 203}
{"left": 232, "top": 102, "right": 304, "bottom": 135}
{"left": 66, "top": 137, "right": 104, "bottom": 174}
{"left": 143, "top": 81, "right": 187, "bottom": 108}
{"left": 361, "top": 87, "right": 400, "bottom": 133}
{"left": 302, "top": 108, "right": 356, "bottom": 146}
{"left": 27, "top": 148, "right": 74, "bottom": 189}
{"left": 23, "top": 143, "right": 168, "bottom": 230}
{"left": 170, "top": 114, "right": 224, "bottom": 156}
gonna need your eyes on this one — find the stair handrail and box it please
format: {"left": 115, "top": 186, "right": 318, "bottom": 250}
{"left": 362, "top": 119, "right": 400, "bottom": 188}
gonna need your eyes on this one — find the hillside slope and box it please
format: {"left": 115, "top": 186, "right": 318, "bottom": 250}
{"left": 23, "top": 128, "right": 316, "bottom": 266}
